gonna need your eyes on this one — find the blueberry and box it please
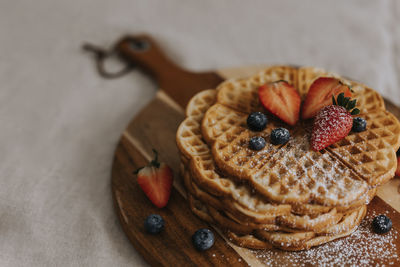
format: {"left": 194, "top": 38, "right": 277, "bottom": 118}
{"left": 372, "top": 215, "right": 392, "bottom": 234}
{"left": 396, "top": 148, "right": 400, "bottom": 157}
{"left": 144, "top": 214, "right": 165, "bottom": 234}
{"left": 249, "top": 136, "right": 266, "bottom": 151}
{"left": 270, "top": 128, "right": 290, "bottom": 145}
{"left": 192, "top": 228, "right": 215, "bottom": 251}
{"left": 247, "top": 112, "right": 268, "bottom": 131}
{"left": 352, "top": 117, "right": 367, "bottom": 132}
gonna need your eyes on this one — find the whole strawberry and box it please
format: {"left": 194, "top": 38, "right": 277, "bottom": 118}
{"left": 135, "top": 150, "right": 173, "bottom": 208}
{"left": 311, "top": 93, "right": 360, "bottom": 151}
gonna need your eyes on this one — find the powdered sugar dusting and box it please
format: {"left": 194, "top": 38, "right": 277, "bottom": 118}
{"left": 251, "top": 210, "right": 399, "bottom": 266}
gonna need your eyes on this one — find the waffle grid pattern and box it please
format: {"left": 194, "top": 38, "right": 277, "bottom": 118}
{"left": 176, "top": 66, "right": 400, "bottom": 250}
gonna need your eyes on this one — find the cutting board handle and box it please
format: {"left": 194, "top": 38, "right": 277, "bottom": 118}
{"left": 115, "top": 34, "right": 223, "bottom": 107}
{"left": 115, "top": 34, "right": 186, "bottom": 82}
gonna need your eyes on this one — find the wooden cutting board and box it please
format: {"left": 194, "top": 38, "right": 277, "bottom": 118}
{"left": 111, "top": 35, "right": 400, "bottom": 266}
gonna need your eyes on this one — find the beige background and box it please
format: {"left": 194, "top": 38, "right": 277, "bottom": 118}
{"left": 1, "top": 0, "right": 400, "bottom": 266}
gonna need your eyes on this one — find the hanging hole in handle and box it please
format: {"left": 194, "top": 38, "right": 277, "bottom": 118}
{"left": 83, "top": 43, "right": 135, "bottom": 79}
{"left": 126, "top": 37, "right": 151, "bottom": 52}
{"left": 97, "top": 53, "right": 135, "bottom": 79}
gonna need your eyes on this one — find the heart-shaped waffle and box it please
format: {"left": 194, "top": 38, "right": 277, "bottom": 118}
{"left": 204, "top": 66, "right": 400, "bottom": 205}
{"left": 176, "top": 66, "right": 400, "bottom": 250}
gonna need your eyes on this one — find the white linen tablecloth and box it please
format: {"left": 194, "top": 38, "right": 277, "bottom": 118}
{"left": 1, "top": 0, "right": 399, "bottom": 266}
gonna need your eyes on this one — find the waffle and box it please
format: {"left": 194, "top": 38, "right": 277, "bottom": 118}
{"left": 184, "top": 166, "right": 373, "bottom": 234}
{"left": 176, "top": 66, "right": 400, "bottom": 250}
{"left": 178, "top": 89, "right": 372, "bottom": 245}
{"left": 209, "top": 120, "right": 369, "bottom": 206}
{"left": 206, "top": 67, "right": 399, "bottom": 201}
{"left": 327, "top": 110, "right": 400, "bottom": 186}
{"left": 188, "top": 188, "right": 367, "bottom": 251}
{"left": 216, "top": 66, "right": 385, "bottom": 115}
{"left": 178, "top": 89, "right": 373, "bottom": 212}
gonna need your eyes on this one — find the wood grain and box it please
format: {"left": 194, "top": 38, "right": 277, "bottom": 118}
{"left": 112, "top": 134, "right": 247, "bottom": 266}
{"left": 115, "top": 35, "right": 224, "bottom": 108}
{"left": 111, "top": 83, "right": 400, "bottom": 266}
{"left": 110, "top": 35, "right": 400, "bottom": 266}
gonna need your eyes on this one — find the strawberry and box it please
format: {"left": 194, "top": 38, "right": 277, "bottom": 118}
{"left": 395, "top": 156, "right": 400, "bottom": 177}
{"left": 135, "top": 150, "right": 173, "bottom": 208}
{"left": 311, "top": 93, "right": 360, "bottom": 151}
{"left": 302, "top": 77, "right": 352, "bottom": 119}
{"left": 258, "top": 80, "right": 301, "bottom": 126}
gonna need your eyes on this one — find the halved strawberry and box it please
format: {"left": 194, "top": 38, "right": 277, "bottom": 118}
{"left": 302, "top": 77, "right": 352, "bottom": 119}
{"left": 395, "top": 156, "right": 400, "bottom": 177}
{"left": 135, "top": 150, "right": 173, "bottom": 208}
{"left": 258, "top": 80, "right": 301, "bottom": 126}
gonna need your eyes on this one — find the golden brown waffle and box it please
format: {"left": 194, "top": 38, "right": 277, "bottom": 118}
{"left": 179, "top": 93, "right": 373, "bottom": 244}
{"left": 178, "top": 86, "right": 375, "bottom": 214}
{"left": 186, "top": 152, "right": 374, "bottom": 217}
{"left": 327, "top": 109, "right": 400, "bottom": 186}
{"left": 184, "top": 165, "right": 373, "bottom": 234}
{"left": 211, "top": 124, "right": 369, "bottom": 206}
{"left": 183, "top": 166, "right": 290, "bottom": 224}
{"left": 188, "top": 189, "right": 367, "bottom": 251}
{"left": 188, "top": 154, "right": 372, "bottom": 216}
{"left": 190, "top": 91, "right": 372, "bottom": 209}
{"left": 207, "top": 66, "right": 399, "bottom": 199}
{"left": 176, "top": 65, "right": 400, "bottom": 250}
{"left": 216, "top": 66, "right": 385, "bottom": 115}
{"left": 178, "top": 92, "right": 371, "bottom": 217}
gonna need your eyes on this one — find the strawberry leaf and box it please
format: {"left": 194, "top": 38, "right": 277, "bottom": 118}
{"left": 343, "top": 97, "right": 350, "bottom": 108}
{"left": 332, "top": 95, "right": 337, "bottom": 105}
{"left": 351, "top": 108, "right": 360, "bottom": 115}
{"left": 150, "top": 149, "right": 160, "bottom": 168}
{"left": 347, "top": 99, "right": 357, "bottom": 110}
{"left": 337, "top": 92, "right": 345, "bottom": 106}
{"left": 135, "top": 149, "right": 161, "bottom": 173}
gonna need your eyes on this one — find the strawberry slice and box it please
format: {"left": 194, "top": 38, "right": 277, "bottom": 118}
{"left": 135, "top": 150, "right": 173, "bottom": 208}
{"left": 311, "top": 93, "right": 360, "bottom": 151}
{"left": 395, "top": 156, "right": 400, "bottom": 177}
{"left": 258, "top": 80, "right": 301, "bottom": 126}
{"left": 302, "top": 77, "right": 352, "bottom": 119}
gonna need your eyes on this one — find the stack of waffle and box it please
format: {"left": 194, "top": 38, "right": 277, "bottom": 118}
{"left": 176, "top": 66, "right": 400, "bottom": 250}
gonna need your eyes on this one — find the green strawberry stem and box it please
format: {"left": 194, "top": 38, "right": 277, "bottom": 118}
{"left": 332, "top": 92, "right": 360, "bottom": 115}
{"left": 150, "top": 149, "right": 161, "bottom": 168}
{"left": 134, "top": 149, "right": 160, "bottom": 174}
